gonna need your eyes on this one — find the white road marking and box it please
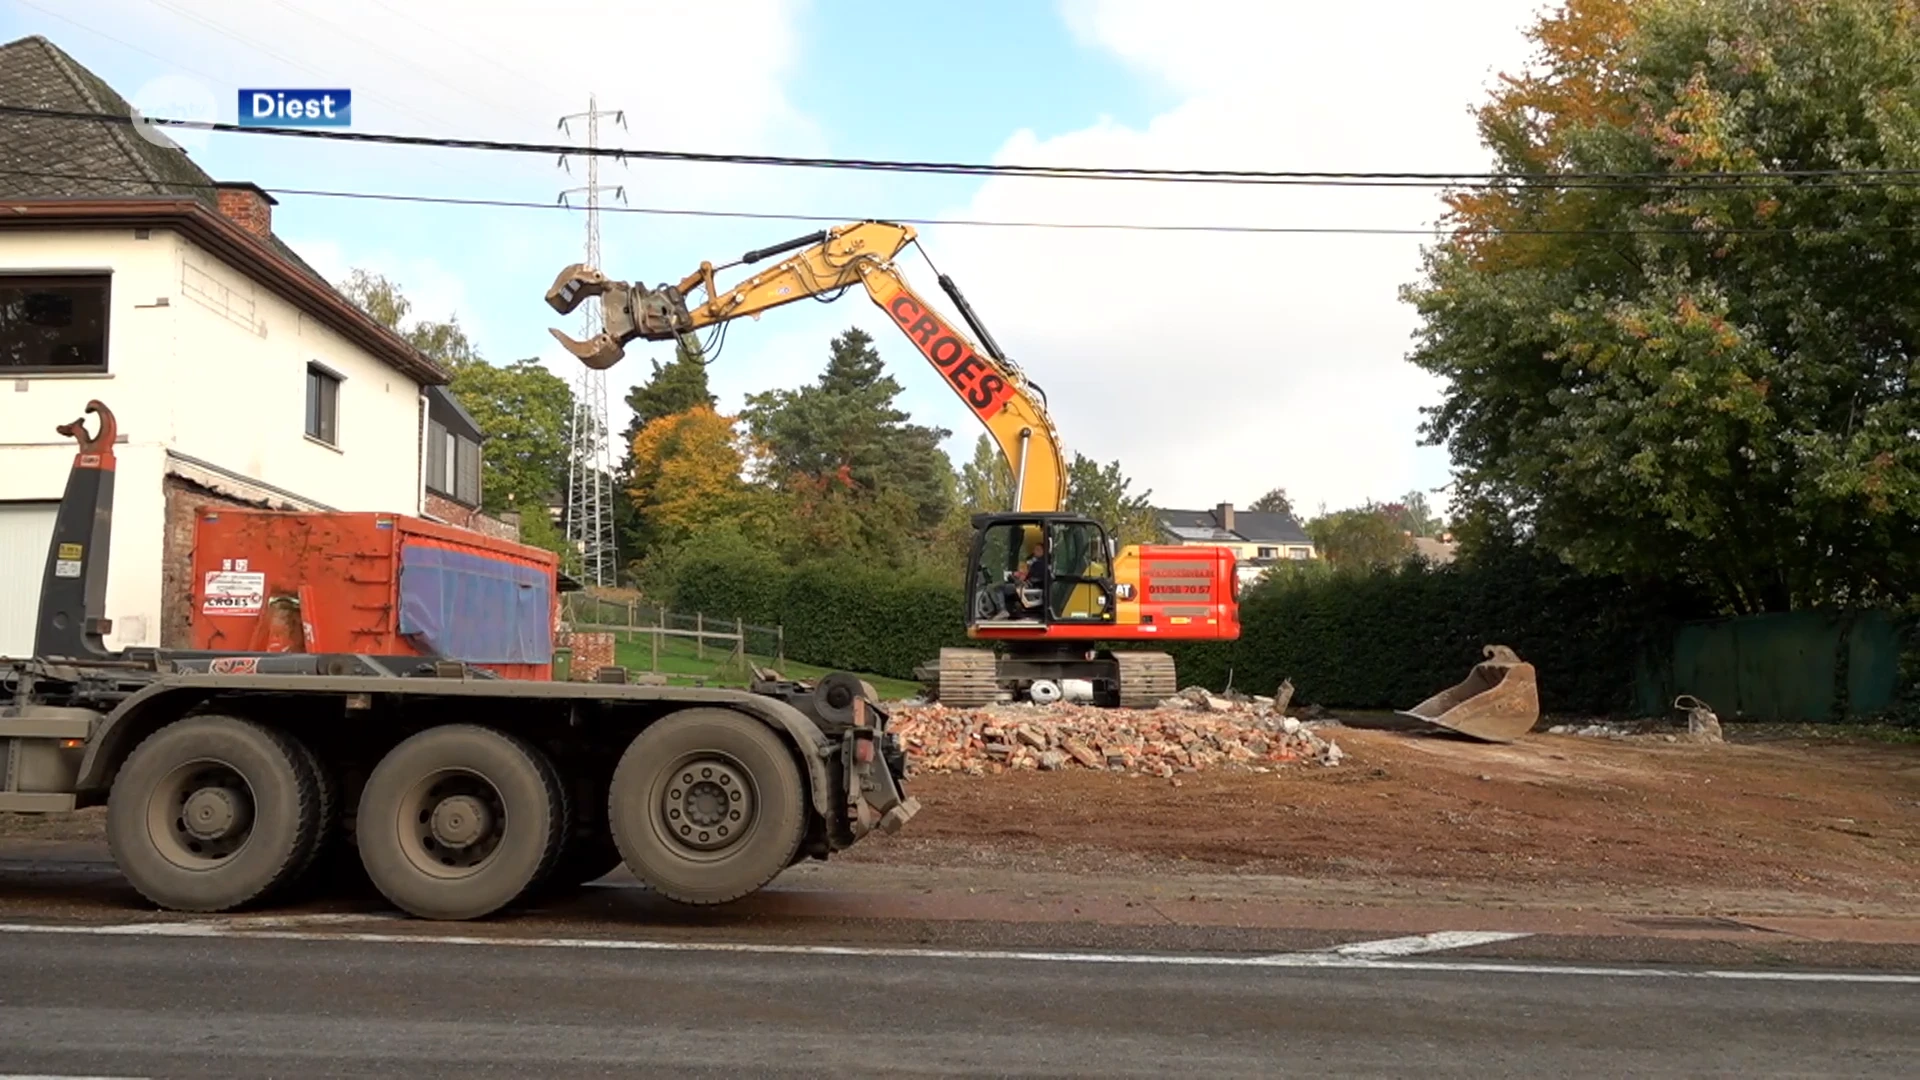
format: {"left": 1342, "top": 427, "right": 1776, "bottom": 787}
{"left": 0, "top": 920, "right": 1914, "bottom": 984}
{"left": 1318, "top": 931, "right": 1535, "bottom": 958}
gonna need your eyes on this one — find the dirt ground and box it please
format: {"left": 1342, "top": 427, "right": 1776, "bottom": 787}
{"left": 841, "top": 724, "right": 1920, "bottom": 909}
{"left": 5, "top": 723, "right": 1915, "bottom": 914}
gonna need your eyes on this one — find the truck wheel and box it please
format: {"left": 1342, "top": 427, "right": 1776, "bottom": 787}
{"left": 106, "top": 715, "right": 322, "bottom": 913}
{"left": 355, "top": 725, "right": 564, "bottom": 920}
{"left": 608, "top": 707, "right": 805, "bottom": 905}
{"left": 267, "top": 736, "right": 339, "bottom": 903}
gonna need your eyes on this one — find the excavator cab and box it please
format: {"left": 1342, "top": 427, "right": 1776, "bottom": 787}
{"left": 966, "top": 513, "right": 1117, "bottom": 630}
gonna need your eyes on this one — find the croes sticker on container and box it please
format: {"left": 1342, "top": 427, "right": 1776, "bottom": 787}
{"left": 53, "top": 542, "right": 83, "bottom": 579}
{"left": 202, "top": 570, "right": 266, "bottom": 615}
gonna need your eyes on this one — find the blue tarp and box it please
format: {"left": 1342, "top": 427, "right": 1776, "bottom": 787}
{"left": 397, "top": 542, "right": 552, "bottom": 664}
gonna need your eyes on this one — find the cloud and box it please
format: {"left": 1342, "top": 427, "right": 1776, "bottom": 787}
{"left": 37, "top": 0, "right": 834, "bottom": 427}
{"left": 911, "top": 0, "right": 1547, "bottom": 519}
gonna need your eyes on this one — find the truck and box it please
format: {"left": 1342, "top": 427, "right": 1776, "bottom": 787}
{"left": 0, "top": 400, "right": 917, "bottom": 920}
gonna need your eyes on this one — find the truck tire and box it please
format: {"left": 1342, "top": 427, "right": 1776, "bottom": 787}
{"left": 268, "top": 736, "right": 340, "bottom": 903}
{"left": 106, "top": 715, "right": 323, "bottom": 913}
{"left": 355, "top": 725, "right": 564, "bottom": 920}
{"left": 531, "top": 760, "right": 624, "bottom": 895}
{"left": 551, "top": 825, "right": 624, "bottom": 888}
{"left": 608, "top": 707, "right": 806, "bottom": 905}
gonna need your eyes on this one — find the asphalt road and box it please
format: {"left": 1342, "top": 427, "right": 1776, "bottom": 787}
{"left": 0, "top": 925, "right": 1913, "bottom": 1077}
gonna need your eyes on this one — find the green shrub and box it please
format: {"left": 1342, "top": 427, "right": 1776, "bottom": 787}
{"left": 650, "top": 532, "right": 1706, "bottom": 712}
{"left": 646, "top": 542, "right": 967, "bottom": 680}
{"left": 1165, "top": 543, "right": 1705, "bottom": 716}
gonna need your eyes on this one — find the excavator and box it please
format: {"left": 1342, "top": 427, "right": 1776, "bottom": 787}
{"left": 543, "top": 220, "right": 1240, "bottom": 708}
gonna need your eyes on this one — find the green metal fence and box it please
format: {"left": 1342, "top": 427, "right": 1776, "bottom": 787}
{"left": 1633, "top": 608, "right": 1905, "bottom": 721}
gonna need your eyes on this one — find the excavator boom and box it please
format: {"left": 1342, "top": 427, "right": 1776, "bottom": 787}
{"left": 544, "top": 220, "right": 1067, "bottom": 513}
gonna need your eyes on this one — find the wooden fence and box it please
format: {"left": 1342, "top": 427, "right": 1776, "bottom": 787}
{"left": 559, "top": 594, "right": 784, "bottom": 675}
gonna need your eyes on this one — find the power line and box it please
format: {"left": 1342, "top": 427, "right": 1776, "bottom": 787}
{"left": 7, "top": 103, "right": 1920, "bottom": 190}
{"left": 6, "top": 166, "right": 1918, "bottom": 240}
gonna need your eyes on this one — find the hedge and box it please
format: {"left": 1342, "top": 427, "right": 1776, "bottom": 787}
{"left": 649, "top": 538, "right": 1705, "bottom": 714}
{"left": 659, "top": 546, "right": 970, "bottom": 680}
{"left": 1164, "top": 545, "right": 1704, "bottom": 716}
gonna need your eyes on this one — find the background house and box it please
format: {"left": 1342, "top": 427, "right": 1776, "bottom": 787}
{"left": 0, "top": 34, "right": 505, "bottom": 656}
{"left": 1156, "top": 503, "right": 1316, "bottom": 586}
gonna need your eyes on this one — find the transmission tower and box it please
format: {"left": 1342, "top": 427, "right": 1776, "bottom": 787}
{"left": 557, "top": 95, "right": 626, "bottom": 587}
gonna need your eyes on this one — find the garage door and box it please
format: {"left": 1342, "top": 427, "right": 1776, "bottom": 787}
{"left": 0, "top": 502, "right": 59, "bottom": 659}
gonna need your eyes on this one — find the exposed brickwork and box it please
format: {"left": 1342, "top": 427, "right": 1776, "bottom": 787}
{"left": 423, "top": 491, "right": 521, "bottom": 542}
{"left": 556, "top": 631, "right": 616, "bottom": 679}
{"left": 213, "top": 182, "right": 273, "bottom": 238}
{"left": 159, "top": 474, "right": 258, "bottom": 648}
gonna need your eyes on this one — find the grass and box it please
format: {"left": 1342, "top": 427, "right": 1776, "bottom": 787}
{"left": 600, "top": 630, "right": 923, "bottom": 700}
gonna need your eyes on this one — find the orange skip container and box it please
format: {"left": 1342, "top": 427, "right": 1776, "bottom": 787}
{"left": 189, "top": 509, "right": 561, "bottom": 681}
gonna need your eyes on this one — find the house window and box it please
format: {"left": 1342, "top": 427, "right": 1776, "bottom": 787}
{"left": 1288, "top": 547, "right": 1310, "bottom": 560}
{"left": 425, "top": 417, "right": 481, "bottom": 506}
{"left": 1257, "top": 546, "right": 1277, "bottom": 559}
{"left": 0, "top": 274, "right": 110, "bottom": 374}
{"left": 455, "top": 433, "right": 480, "bottom": 505}
{"left": 305, "top": 363, "right": 340, "bottom": 445}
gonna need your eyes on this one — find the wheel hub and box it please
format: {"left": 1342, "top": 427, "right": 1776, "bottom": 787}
{"left": 663, "top": 759, "right": 752, "bottom": 852}
{"left": 181, "top": 786, "right": 249, "bottom": 841}
{"left": 429, "top": 795, "right": 492, "bottom": 849}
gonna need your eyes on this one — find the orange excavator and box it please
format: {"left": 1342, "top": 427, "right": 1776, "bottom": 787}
{"left": 544, "top": 220, "right": 1239, "bottom": 707}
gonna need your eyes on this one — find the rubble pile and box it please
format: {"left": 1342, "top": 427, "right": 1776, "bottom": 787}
{"left": 889, "top": 687, "right": 1345, "bottom": 777}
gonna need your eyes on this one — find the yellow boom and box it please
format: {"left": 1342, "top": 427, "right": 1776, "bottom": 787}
{"left": 543, "top": 220, "right": 1068, "bottom": 514}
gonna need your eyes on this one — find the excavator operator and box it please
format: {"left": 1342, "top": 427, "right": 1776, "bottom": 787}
{"left": 986, "top": 538, "right": 1049, "bottom": 620}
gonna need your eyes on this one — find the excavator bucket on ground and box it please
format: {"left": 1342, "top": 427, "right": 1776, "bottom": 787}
{"left": 1400, "top": 645, "right": 1540, "bottom": 743}
{"left": 1342, "top": 645, "right": 1541, "bottom": 744}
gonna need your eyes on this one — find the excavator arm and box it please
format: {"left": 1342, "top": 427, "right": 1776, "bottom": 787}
{"left": 544, "top": 220, "right": 1068, "bottom": 514}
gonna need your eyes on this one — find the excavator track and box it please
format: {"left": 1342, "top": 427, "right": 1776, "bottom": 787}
{"left": 934, "top": 648, "right": 1001, "bottom": 709}
{"left": 1114, "top": 651, "right": 1178, "bottom": 710}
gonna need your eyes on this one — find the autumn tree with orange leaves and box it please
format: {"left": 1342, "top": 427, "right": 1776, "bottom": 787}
{"left": 1404, "top": 0, "right": 1920, "bottom": 614}
{"left": 626, "top": 406, "right": 768, "bottom": 545}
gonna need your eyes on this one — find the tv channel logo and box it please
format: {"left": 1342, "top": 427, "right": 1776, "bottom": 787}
{"left": 237, "top": 89, "right": 353, "bottom": 128}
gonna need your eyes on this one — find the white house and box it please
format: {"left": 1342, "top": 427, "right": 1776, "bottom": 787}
{"left": 0, "top": 35, "right": 456, "bottom": 657}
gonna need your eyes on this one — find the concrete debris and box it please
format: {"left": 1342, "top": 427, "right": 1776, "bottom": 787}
{"left": 1546, "top": 722, "right": 1639, "bottom": 739}
{"left": 1273, "top": 678, "right": 1296, "bottom": 716}
{"left": 1676, "top": 695, "right": 1725, "bottom": 745}
{"left": 890, "top": 687, "right": 1346, "bottom": 777}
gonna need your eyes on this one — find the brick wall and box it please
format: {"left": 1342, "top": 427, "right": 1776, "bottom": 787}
{"left": 423, "top": 491, "right": 521, "bottom": 543}
{"left": 159, "top": 474, "right": 259, "bottom": 648}
{"left": 557, "top": 631, "right": 616, "bottom": 679}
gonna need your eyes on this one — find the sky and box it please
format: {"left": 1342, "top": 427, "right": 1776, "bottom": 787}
{"left": 1, "top": 0, "right": 1552, "bottom": 520}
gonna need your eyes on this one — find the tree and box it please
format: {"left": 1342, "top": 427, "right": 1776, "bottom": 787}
{"left": 623, "top": 338, "right": 717, "bottom": 444}
{"left": 338, "top": 270, "right": 573, "bottom": 543}
{"left": 1403, "top": 0, "right": 1920, "bottom": 614}
{"left": 616, "top": 338, "right": 719, "bottom": 567}
{"left": 627, "top": 406, "right": 756, "bottom": 540}
{"left": 1249, "top": 487, "right": 1295, "bottom": 517}
{"left": 450, "top": 358, "right": 574, "bottom": 517}
{"left": 1380, "top": 490, "right": 1442, "bottom": 538}
{"left": 1063, "top": 453, "right": 1160, "bottom": 548}
{"left": 1305, "top": 504, "right": 1415, "bottom": 570}
{"left": 741, "top": 327, "right": 955, "bottom": 556}
{"left": 956, "top": 434, "right": 1014, "bottom": 515}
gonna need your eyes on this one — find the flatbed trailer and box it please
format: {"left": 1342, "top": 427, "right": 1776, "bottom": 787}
{"left": 0, "top": 401, "right": 916, "bottom": 920}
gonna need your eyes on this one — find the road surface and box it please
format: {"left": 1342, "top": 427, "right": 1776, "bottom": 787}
{"left": 0, "top": 916, "right": 1913, "bottom": 1077}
